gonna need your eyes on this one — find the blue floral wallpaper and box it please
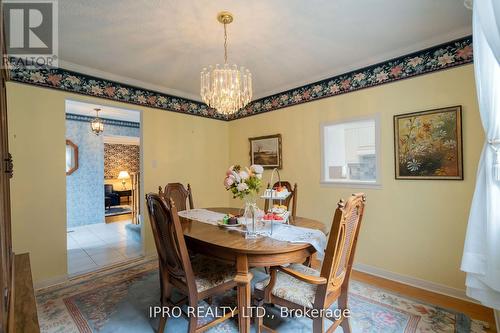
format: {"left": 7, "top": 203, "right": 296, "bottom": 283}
{"left": 66, "top": 118, "right": 140, "bottom": 228}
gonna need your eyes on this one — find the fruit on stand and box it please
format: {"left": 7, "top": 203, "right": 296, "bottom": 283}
{"left": 262, "top": 213, "right": 284, "bottom": 221}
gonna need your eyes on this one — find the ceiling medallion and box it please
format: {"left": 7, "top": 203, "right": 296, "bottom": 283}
{"left": 90, "top": 108, "right": 104, "bottom": 135}
{"left": 201, "top": 11, "right": 252, "bottom": 115}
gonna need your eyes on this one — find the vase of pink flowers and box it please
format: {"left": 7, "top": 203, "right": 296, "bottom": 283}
{"left": 224, "top": 164, "right": 263, "bottom": 238}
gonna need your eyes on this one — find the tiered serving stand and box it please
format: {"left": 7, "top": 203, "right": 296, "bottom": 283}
{"left": 260, "top": 168, "right": 291, "bottom": 235}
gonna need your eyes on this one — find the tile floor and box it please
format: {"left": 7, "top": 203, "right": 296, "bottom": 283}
{"left": 67, "top": 220, "right": 143, "bottom": 275}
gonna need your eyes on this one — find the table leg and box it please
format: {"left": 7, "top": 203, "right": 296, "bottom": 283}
{"left": 235, "top": 254, "right": 253, "bottom": 333}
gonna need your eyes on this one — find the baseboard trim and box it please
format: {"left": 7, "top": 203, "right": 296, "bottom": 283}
{"left": 353, "top": 263, "right": 473, "bottom": 303}
{"left": 34, "top": 274, "right": 69, "bottom": 290}
{"left": 495, "top": 309, "right": 500, "bottom": 332}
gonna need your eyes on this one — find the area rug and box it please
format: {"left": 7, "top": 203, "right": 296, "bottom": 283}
{"left": 36, "top": 260, "right": 488, "bottom": 333}
{"left": 105, "top": 205, "right": 132, "bottom": 217}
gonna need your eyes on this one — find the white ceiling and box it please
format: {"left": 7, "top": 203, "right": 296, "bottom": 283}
{"left": 58, "top": 0, "right": 472, "bottom": 102}
{"left": 65, "top": 100, "right": 140, "bottom": 122}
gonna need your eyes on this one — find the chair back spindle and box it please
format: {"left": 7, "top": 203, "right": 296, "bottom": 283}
{"left": 159, "top": 183, "right": 194, "bottom": 211}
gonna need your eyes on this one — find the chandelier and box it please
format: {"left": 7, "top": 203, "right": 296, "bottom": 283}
{"left": 90, "top": 108, "right": 104, "bottom": 135}
{"left": 201, "top": 11, "right": 252, "bottom": 115}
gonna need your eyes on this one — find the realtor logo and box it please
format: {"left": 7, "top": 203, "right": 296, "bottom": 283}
{"left": 3, "top": 0, "right": 58, "bottom": 68}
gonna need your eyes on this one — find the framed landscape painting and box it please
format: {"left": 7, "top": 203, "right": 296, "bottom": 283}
{"left": 394, "top": 106, "right": 463, "bottom": 180}
{"left": 249, "top": 134, "right": 282, "bottom": 169}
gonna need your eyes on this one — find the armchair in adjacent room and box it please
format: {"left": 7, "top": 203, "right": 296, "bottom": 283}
{"left": 104, "top": 184, "right": 120, "bottom": 209}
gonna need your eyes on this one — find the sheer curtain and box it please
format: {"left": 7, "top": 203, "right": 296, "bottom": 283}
{"left": 461, "top": 0, "right": 500, "bottom": 309}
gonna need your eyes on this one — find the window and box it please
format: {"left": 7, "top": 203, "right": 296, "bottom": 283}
{"left": 321, "top": 116, "right": 380, "bottom": 186}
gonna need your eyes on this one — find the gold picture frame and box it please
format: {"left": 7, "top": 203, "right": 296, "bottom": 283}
{"left": 394, "top": 106, "right": 463, "bottom": 180}
{"left": 249, "top": 134, "right": 282, "bottom": 169}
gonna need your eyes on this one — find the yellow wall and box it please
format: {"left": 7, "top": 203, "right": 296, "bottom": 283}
{"left": 7, "top": 64, "right": 481, "bottom": 290}
{"left": 228, "top": 65, "right": 481, "bottom": 290}
{"left": 7, "top": 82, "right": 229, "bottom": 283}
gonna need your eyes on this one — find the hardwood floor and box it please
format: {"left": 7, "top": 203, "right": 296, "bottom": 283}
{"left": 105, "top": 212, "right": 132, "bottom": 223}
{"left": 351, "top": 270, "right": 497, "bottom": 332}
{"left": 14, "top": 254, "right": 40, "bottom": 333}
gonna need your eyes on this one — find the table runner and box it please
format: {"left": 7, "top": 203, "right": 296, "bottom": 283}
{"left": 178, "top": 208, "right": 327, "bottom": 259}
{"left": 177, "top": 208, "right": 226, "bottom": 225}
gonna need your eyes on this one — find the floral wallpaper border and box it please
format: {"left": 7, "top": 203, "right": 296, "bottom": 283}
{"left": 66, "top": 113, "right": 140, "bottom": 128}
{"left": 228, "top": 36, "right": 473, "bottom": 120}
{"left": 9, "top": 36, "right": 472, "bottom": 121}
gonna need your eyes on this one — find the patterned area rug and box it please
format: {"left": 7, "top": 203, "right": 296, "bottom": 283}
{"left": 36, "top": 260, "right": 488, "bottom": 333}
{"left": 105, "top": 205, "right": 132, "bottom": 217}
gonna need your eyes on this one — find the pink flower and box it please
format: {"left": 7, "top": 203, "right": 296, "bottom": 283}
{"left": 90, "top": 85, "right": 103, "bottom": 95}
{"left": 456, "top": 45, "right": 472, "bottom": 59}
{"left": 390, "top": 66, "right": 403, "bottom": 77}
{"left": 104, "top": 86, "right": 115, "bottom": 97}
{"left": 224, "top": 176, "right": 234, "bottom": 189}
{"left": 375, "top": 71, "right": 388, "bottom": 82}
{"left": 407, "top": 56, "right": 423, "bottom": 67}
{"left": 226, "top": 166, "right": 234, "bottom": 176}
{"left": 329, "top": 84, "right": 340, "bottom": 94}
{"left": 437, "top": 53, "right": 454, "bottom": 66}
{"left": 353, "top": 73, "right": 366, "bottom": 82}
{"left": 47, "top": 74, "right": 61, "bottom": 86}
{"left": 341, "top": 80, "right": 350, "bottom": 89}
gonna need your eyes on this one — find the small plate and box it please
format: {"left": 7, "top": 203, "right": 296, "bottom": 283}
{"left": 218, "top": 221, "right": 243, "bottom": 228}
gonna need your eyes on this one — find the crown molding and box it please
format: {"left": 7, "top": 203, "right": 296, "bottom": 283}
{"left": 66, "top": 113, "right": 140, "bottom": 128}
{"left": 8, "top": 35, "right": 473, "bottom": 121}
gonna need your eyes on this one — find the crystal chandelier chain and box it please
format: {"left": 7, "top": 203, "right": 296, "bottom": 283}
{"left": 223, "top": 21, "right": 228, "bottom": 64}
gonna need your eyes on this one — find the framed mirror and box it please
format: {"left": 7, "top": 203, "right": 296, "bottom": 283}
{"left": 66, "top": 139, "right": 79, "bottom": 175}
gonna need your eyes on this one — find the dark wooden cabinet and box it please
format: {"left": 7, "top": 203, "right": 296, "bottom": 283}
{"left": 0, "top": 1, "right": 14, "bottom": 331}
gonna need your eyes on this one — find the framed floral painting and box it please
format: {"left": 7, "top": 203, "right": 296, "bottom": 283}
{"left": 394, "top": 106, "right": 463, "bottom": 180}
{"left": 249, "top": 134, "right": 282, "bottom": 169}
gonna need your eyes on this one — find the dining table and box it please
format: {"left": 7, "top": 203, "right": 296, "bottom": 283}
{"left": 179, "top": 207, "right": 328, "bottom": 333}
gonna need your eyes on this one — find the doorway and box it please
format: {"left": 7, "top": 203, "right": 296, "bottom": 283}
{"left": 65, "top": 100, "right": 143, "bottom": 276}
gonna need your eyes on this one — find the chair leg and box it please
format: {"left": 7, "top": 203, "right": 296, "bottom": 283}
{"left": 340, "top": 318, "right": 351, "bottom": 333}
{"left": 312, "top": 317, "right": 324, "bottom": 333}
{"left": 188, "top": 315, "right": 197, "bottom": 333}
{"left": 158, "top": 315, "right": 167, "bottom": 333}
{"left": 338, "top": 292, "right": 350, "bottom": 333}
{"left": 187, "top": 298, "right": 198, "bottom": 333}
{"left": 255, "top": 299, "right": 264, "bottom": 333}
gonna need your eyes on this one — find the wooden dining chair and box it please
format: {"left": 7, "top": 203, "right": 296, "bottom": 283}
{"left": 263, "top": 181, "right": 298, "bottom": 218}
{"left": 145, "top": 193, "right": 238, "bottom": 333}
{"left": 255, "top": 193, "right": 366, "bottom": 333}
{"left": 159, "top": 183, "right": 194, "bottom": 211}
